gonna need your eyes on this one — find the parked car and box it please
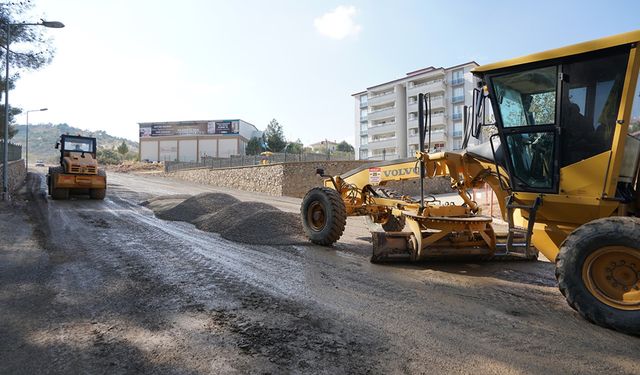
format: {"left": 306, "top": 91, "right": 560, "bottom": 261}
{"left": 35, "top": 160, "right": 45, "bottom": 167}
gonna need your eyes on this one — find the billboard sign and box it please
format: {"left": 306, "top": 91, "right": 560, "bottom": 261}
{"left": 208, "top": 120, "right": 239, "bottom": 135}
{"left": 140, "top": 120, "right": 240, "bottom": 137}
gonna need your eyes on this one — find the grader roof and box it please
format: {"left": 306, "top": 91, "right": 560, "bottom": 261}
{"left": 473, "top": 29, "right": 640, "bottom": 73}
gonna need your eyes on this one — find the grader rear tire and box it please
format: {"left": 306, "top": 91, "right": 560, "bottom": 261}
{"left": 556, "top": 217, "right": 640, "bottom": 335}
{"left": 300, "top": 187, "right": 346, "bottom": 246}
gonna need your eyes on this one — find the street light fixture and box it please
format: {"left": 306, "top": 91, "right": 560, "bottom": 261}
{"left": 25, "top": 107, "right": 48, "bottom": 172}
{"left": 2, "top": 20, "right": 64, "bottom": 200}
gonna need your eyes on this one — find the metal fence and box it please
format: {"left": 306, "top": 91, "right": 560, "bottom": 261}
{"left": 165, "top": 151, "right": 355, "bottom": 172}
{"left": 0, "top": 141, "right": 22, "bottom": 163}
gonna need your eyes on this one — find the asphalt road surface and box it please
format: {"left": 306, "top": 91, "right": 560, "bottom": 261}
{"left": 1, "top": 171, "right": 639, "bottom": 374}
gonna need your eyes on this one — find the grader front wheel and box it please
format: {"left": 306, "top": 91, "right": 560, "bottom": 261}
{"left": 300, "top": 187, "right": 347, "bottom": 246}
{"left": 556, "top": 217, "right": 640, "bottom": 335}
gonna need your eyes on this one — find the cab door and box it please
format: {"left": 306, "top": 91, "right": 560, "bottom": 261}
{"left": 488, "top": 65, "right": 561, "bottom": 193}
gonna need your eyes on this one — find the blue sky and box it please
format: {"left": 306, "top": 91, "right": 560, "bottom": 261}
{"left": 10, "top": 0, "right": 640, "bottom": 144}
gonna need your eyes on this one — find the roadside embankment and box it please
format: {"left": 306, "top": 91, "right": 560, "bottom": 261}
{"left": 0, "top": 159, "right": 26, "bottom": 193}
{"left": 165, "top": 161, "right": 453, "bottom": 198}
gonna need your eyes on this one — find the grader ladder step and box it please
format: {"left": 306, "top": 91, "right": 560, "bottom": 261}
{"left": 504, "top": 195, "right": 542, "bottom": 259}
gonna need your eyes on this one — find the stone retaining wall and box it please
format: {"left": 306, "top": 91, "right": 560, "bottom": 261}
{"left": 0, "top": 160, "right": 26, "bottom": 193}
{"left": 171, "top": 163, "right": 285, "bottom": 196}
{"left": 169, "top": 160, "right": 454, "bottom": 198}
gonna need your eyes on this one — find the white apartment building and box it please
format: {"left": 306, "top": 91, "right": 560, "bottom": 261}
{"left": 353, "top": 62, "right": 480, "bottom": 160}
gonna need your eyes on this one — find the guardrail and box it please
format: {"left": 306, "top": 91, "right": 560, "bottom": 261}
{"left": 0, "top": 141, "right": 22, "bottom": 163}
{"left": 165, "top": 151, "right": 356, "bottom": 172}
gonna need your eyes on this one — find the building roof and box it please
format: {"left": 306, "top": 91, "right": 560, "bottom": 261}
{"left": 473, "top": 29, "right": 640, "bottom": 73}
{"left": 309, "top": 140, "right": 339, "bottom": 147}
{"left": 138, "top": 119, "right": 259, "bottom": 132}
{"left": 351, "top": 61, "right": 479, "bottom": 96}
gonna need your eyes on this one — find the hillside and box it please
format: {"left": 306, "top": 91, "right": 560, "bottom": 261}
{"left": 12, "top": 123, "right": 138, "bottom": 162}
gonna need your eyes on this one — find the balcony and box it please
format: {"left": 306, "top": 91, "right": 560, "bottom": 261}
{"left": 407, "top": 112, "right": 446, "bottom": 128}
{"left": 407, "top": 130, "right": 447, "bottom": 144}
{"left": 368, "top": 121, "right": 396, "bottom": 135}
{"left": 367, "top": 137, "right": 397, "bottom": 150}
{"left": 368, "top": 89, "right": 395, "bottom": 106}
{"left": 407, "top": 80, "right": 446, "bottom": 96}
{"left": 450, "top": 77, "right": 465, "bottom": 86}
{"left": 368, "top": 106, "right": 395, "bottom": 121}
{"left": 452, "top": 95, "right": 465, "bottom": 104}
{"left": 407, "top": 96, "right": 445, "bottom": 111}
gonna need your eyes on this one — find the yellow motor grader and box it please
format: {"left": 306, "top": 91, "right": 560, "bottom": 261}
{"left": 47, "top": 134, "right": 107, "bottom": 200}
{"left": 301, "top": 30, "right": 640, "bottom": 334}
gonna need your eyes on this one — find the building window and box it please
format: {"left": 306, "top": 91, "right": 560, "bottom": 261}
{"left": 359, "top": 149, "right": 368, "bottom": 159}
{"left": 360, "top": 122, "right": 368, "bottom": 132}
{"left": 360, "top": 95, "right": 368, "bottom": 107}
{"left": 360, "top": 108, "right": 368, "bottom": 121}
{"left": 452, "top": 104, "right": 463, "bottom": 120}
{"left": 453, "top": 122, "right": 463, "bottom": 137}
{"left": 452, "top": 69, "right": 464, "bottom": 85}
{"left": 452, "top": 87, "right": 464, "bottom": 103}
{"left": 453, "top": 139, "right": 463, "bottom": 150}
{"left": 360, "top": 135, "right": 368, "bottom": 145}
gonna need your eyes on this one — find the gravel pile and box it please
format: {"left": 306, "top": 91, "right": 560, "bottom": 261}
{"left": 193, "top": 202, "right": 278, "bottom": 232}
{"left": 156, "top": 192, "right": 239, "bottom": 222}
{"left": 220, "top": 210, "right": 306, "bottom": 245}
{"left": 148, "top": 193, "right": 306, "bottom": 246}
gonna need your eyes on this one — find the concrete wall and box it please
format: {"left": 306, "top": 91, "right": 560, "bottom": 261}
{"left": 218, "top": 138, "right": 237, "bottom": 158}
{"left": 0, "top": 160, "right": 26, "bottom": 193}
{"left": 178, "top": 140, "right": 197, "bottom": 162}
{"left": 159, "top": 140, "right": 178, "bottom": 162}
{"left": 140, "top": 140, "right": 157, "bottom": 161}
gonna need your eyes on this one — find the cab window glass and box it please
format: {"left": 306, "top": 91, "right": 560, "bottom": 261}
{"left": 492, "top": 66, "right": 557, "bottom": 127}
{"left": 505, "top": 132, "right": 555, "bottom": 189}
{"left": 629, "top": 69, "right": 640, "bottom": 139}
{"left": 560, "top": 51, "right": 629, "bottom": 167}
{"left": 64, "top": 138, "right": 94, "bottom": 153}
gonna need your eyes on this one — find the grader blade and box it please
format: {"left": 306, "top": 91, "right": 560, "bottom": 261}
{"left": 371, "top": 232, "right": 413, "bottom": 263}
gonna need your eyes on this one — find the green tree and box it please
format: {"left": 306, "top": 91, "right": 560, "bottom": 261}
{"left": 246, "top": 136, "right": 264, "bottom": 155}
{"left": 0, "top": 2, "right": 57, "bottom": 139}
{"left": 265, "top": 119, "right": 287, "bottom": 152}
{"left": 97, "top": 148, "right": 121, "bottom": 165}
{"left": 336, "top": 141, "right": 354, "bottom": 153}
{"left": 285, "top": 139, "right": 303, "bottom": 154}
{"left": 117, "top": 141, "right": 129, "bottom": 156}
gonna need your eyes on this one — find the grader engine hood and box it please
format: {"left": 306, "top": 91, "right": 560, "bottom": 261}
{"left": 63, "top": 153, "right": 98, "bottom": 174}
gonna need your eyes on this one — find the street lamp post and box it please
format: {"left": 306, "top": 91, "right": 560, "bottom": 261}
{"left": 25, "top": 107, "right": 48, "bottom": 172}
{"left": 2, "top": 20, "right": 64, "bottom": 200}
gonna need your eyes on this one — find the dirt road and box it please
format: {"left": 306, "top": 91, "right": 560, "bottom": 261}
{"left": 1, "top": 172, "right": 638, "bottom": 374}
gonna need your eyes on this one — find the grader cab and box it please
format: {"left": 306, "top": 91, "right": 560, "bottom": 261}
{"left": 300, "top": 30, "right": 640, "bottom": 335}
{"left": 47, "top": 134, "right": 107, "bottom": 200}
